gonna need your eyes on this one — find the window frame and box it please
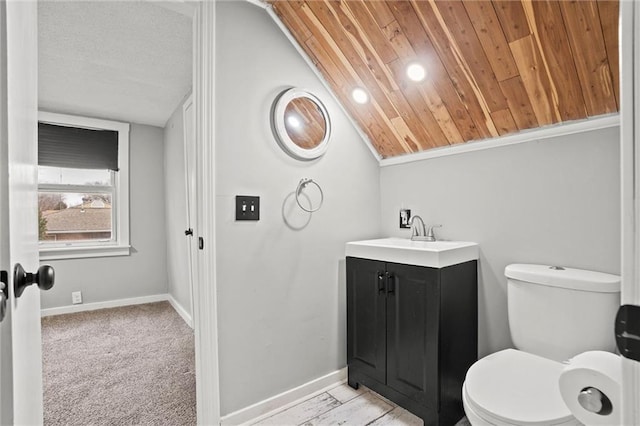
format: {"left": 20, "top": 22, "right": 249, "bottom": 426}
{"left": 38, "top": 111, "right": 130, "bottom": 260}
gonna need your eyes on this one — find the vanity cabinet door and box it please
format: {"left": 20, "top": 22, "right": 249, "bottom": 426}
{"left": 347, "top": 257, "right": 387, "bottom": 384}
{"left": 386, "top": 263, "right": 439, "bottom": 408}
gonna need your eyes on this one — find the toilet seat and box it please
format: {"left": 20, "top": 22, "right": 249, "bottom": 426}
{"left": 463, "top": 349, "right": 579, "bottom": 426}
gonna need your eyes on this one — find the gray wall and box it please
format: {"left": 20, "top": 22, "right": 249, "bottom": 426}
{"left": 41, "top": 124, "right": 168, "bottom": 309}
{"left": 215, "top": 1, "right": 380, "bottom": 416}
{"left": 380, "top": 126, "right": 621, "bottom": 357}
{"left": 163, "top": 99, "right": 192, "bottom": 317}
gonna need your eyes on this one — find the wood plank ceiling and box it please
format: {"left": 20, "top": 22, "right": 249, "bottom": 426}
{"left": 269, "top": 0, "right": 619, "bottom": 159}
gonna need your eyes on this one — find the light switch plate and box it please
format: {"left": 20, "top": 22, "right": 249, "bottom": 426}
{"left": 236, "top": 196, "right": 260, "bottom": 221}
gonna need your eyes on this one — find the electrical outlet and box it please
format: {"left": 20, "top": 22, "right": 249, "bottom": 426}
{"left": 71, "top": 291, "right": 82, "bottom": 305}
{"left": 400, "top": 209, "right": 411, "bottom": 228}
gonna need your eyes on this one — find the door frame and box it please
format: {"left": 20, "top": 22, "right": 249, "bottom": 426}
{"left": 192, "top": 2, "right": 220, "bottom": 424}
{"left": 182, "top": 94, "right": 196, "bottom": 325}
{"left": 620, "top": 0, "right": 640, "bottom": 423}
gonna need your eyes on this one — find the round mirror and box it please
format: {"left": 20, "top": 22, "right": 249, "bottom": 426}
{"left": 272, "top": 88, "right": 331, "bottom": 160}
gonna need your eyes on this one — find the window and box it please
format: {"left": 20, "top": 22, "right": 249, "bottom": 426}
{"left": 38, "top": 112, "right": 130, "bottom": 260}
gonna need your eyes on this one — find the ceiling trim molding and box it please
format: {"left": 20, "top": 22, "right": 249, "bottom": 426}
{"left": 379, "top": 114, "right": 621, "bottom": 167}
{"left": 263, "top": 3, "right": 382, "bottom": 163}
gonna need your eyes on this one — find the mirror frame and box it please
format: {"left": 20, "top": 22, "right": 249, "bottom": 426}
{"left": 272, "top": 88, "right": 331, "bottom": 161}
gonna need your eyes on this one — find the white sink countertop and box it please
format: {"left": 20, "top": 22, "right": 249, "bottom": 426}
{"left": 346, "top": 237, "right": 479, "bottom": 268}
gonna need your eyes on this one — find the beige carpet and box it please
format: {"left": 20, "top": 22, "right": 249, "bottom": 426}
{"left": 42, "top": 302, "right": 196, "bottom": 426}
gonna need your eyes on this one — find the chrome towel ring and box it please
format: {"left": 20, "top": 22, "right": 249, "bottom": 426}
{"left": 295, "top": 178, "right": 323, "bottom": 213}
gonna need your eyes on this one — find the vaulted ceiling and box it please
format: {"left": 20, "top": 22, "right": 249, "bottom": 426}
{"left": 268, "top": 0, "right": 619, "bottom": 159}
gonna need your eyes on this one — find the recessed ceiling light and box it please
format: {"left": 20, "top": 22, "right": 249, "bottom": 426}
{"left": 407, "top": 63, "right": 426, "bottom": 82}
{"left": 352, "top": 88, "right": 369, "bottom": 104}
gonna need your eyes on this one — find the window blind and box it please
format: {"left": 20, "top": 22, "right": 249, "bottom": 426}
{"left": 38, "top": 123, "right": 119, "bottom": 170}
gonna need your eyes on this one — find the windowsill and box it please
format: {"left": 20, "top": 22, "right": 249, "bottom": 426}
{"left": 39, "top": 244, "right": 131, "bottom": 261}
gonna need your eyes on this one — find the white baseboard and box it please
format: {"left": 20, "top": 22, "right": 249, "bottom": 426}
{"left": 220, "top": 368, "right": 347, "bottom": 426}
{"left": 167, "top": 293, "right": 193, "bottom": 328}
{"left": 40, "top": 294, "right": 168, "bottom": 317}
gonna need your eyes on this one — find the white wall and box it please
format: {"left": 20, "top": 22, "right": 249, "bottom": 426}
{"left": 41, "top": 124, "right": 168, "bottom": 309}
{"left": 380, "top": 126, "right": 621, "bottom": 357}
{"left": 215, "top": 1, "right": 380, "bottom": 416}
{"left": 163, "top": 98, "right": 192, "bottom": 318}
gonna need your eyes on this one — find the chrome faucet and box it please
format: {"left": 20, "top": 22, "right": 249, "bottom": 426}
{"left": 409, "top": 216, "right": 442, "bottom": 241}
{"left": 408, "top": 215, "right": 426, "bottom": 241}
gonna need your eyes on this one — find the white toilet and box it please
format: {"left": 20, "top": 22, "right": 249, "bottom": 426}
{"left": 462, "top": 264, "right": 620, "bottom": 426}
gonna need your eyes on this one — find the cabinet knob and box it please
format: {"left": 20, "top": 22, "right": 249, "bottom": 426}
{"left": 377, "top": 271, "right": 385, "bottom": 293}
{"left": 386, "top": 272, "right": 395, "bottom": 294}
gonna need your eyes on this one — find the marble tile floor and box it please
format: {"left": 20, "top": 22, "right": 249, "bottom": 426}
{"left": 250, "top": 382, "right": 472, "bottom": 426}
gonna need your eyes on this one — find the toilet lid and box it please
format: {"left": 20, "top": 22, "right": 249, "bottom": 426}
{"left": 464, "top": 349, "right": 575, "bottom": 425}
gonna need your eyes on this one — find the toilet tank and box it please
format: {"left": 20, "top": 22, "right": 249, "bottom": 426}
{"left": 506, "top": 264, "right": 620, "bottom": 362}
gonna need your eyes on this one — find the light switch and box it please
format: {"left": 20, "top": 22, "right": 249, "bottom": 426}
{"left": 236, "top": 196, "right": 260, "bottom": 221}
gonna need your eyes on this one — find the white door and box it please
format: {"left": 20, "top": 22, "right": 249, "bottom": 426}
{"left": 0, "top": 1, "right": 44, "bottom": 424}
{"left": 183, "top": 95, "right": 196, "bottom": 321}
{"left": 620, "top": 0, "right": 640, "bottom": 424}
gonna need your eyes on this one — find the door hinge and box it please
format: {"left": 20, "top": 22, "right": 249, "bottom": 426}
{"left": 615, "top": 304, "right": 640, "bottom": 362}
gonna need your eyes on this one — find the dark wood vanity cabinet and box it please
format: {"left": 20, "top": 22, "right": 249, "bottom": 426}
{"left": 346, "top": 257, "right": 477, "bottom": 426}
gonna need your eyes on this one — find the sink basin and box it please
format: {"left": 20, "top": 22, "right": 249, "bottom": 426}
{"left": 345, "top": 237, "right": 479, "bottom": 268}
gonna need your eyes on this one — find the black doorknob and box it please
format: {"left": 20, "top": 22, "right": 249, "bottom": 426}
{"left": 13, "top": 263, "right": 55, "bottom": 298}
{"left": 185, "top": 228, "right": 193, "bottom": 236}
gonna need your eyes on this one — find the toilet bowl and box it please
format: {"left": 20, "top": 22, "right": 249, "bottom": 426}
{"left": 462, "top": 264, "right": 620, "bottom": 426}
{"left": 462, "top": 349, "right": 580, "bottom": 425}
